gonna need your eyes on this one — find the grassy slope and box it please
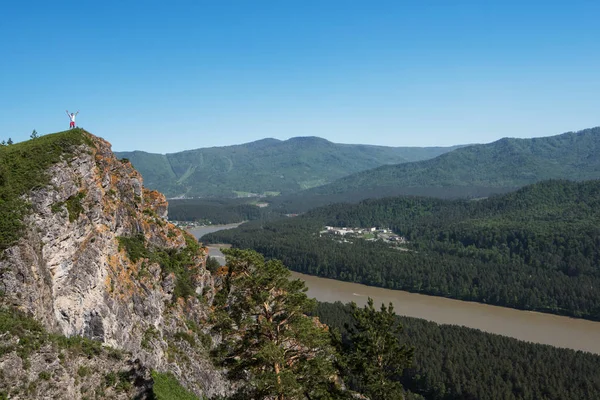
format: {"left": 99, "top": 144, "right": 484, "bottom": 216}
{"left": 302, "top": 127, "right": 600, "bottom": 196}
{"left": 0, "top": 128, "right": 92, "bottom": 250}
{"left": 116, "top": 137, "right": 461, "bottom": 198}
{"left": 151, "top": 371, "right": 200, "bottom": 400}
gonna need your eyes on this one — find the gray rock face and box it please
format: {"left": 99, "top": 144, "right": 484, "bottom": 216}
{"left": 0, "top": 133, "right": 229, "bottom": 398}
{"left": 0, "top": 339, "right": 153, "bottom": 400}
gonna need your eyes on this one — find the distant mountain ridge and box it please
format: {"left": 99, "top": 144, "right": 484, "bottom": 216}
{"left": 115, "top": 136, "right": 462, "bottom": 198}
{"left": 291, "top": 127, "right": 600, "bottom": 203}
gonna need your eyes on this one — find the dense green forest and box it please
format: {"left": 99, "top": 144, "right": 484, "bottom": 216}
{"left": 166, "top": 187, "right": 513, "bottom": 224}
{"left": 295, "top": 127, "right": 600, "bottom": 203}
{"left": 266, "top": 185, "right": 514, "bottom": 214}
{"left": 168, "top": 198, "right": 277, "bottom": 224}
{"left": 203, "top": 180, "right": 600, "bottom": 320}
{"left": 117, "top": 137, "right": 459, "bottom": 198}
{"left": 313, "top": 301, "right": 600, "bottom": 400}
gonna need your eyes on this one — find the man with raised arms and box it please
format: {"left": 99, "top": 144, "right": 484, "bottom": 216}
{"left": 66, "top": 110, "right": 79, "bottom": 129}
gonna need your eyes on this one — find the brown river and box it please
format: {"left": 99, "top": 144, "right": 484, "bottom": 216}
{"left": 190, "top": 224, "right": 600, "bottom": 355}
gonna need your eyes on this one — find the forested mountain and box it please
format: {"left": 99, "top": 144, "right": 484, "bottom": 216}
{"left": 314, "top": 301, "right": 600, "bottom": 400}
{"left": 203, "top": 179, "right": 600, "bottom": 320}
{"left": 280, "top": 127, "right": 600, "bottom": 211}
{"left": 115, "top": 137, "right": 461, "bottom": 198}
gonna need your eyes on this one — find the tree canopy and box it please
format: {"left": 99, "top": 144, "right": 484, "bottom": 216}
{"left": 211, "top": 248, "right": 343, "bottom": 399}
{"left": 340, "top": 298, "right": 414, "bottom": 400}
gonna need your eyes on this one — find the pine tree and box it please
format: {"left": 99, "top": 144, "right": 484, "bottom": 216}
{"left": 205, "top": 255, "right": 221, "bottom": 273}
{"left": 7, "top": 138, "right": 13, "bottom": 145}
{"left": 212, "top": 248, "right": 345, "bottom": 399}
{"left": 30, "top": 130, "right": 38, "bottom": 140}
{"left": 343, "top": 298, "right": 414, "bottom": 400}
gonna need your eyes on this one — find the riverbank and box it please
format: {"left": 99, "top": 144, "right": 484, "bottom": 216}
{"left": 187, "top": 223, "right": 243, "bottom": 239}
{"left": 190, "top": 227, "right": 600, "bottom": 355}
{"left": 293, "top": 271, "right": 600, "bottom": 355}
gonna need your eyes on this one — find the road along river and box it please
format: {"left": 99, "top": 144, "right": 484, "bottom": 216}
{"left": 189, "top": 223, "right": 241, "bottom": 265}
{"left": 190, "top": 224, "right": 600, "bottom": 355}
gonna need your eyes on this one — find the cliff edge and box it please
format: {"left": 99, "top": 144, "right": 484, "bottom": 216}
{"left": 0, "top": 129, "right": 227, "bottom": 399}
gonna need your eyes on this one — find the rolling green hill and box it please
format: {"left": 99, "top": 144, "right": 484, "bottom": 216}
{"left": 283, "top": 127, "right": 600, "bottom": 209}
{"left": 115, "top": 137, "right": 461, "bottom": 198}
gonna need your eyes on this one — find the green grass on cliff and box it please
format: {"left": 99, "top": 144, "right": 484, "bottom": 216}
{"left": 0, "top": 306, "right": 109, "bottom": 366}
{"left": 117, "top": 233, "right": 200, "bottom": 300}
{"left": 0, "top": 306, "right": 201, "bottom": 399}
{"left": 0, "top": 128, "right": 93, "bottom": 251}
{"left": 0, "top": 306, "right": 147, "bottom": 398}
{"left": 150, "top": 371, "right": 201, "bottom": 400}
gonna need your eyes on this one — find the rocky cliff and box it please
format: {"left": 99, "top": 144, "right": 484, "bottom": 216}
{"left": 0, "top": 130, "right": 228, "bottom": 399}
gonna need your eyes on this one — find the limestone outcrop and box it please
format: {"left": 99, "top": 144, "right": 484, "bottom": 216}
{"left": 0, "top": 132, "right": 228, "bottom": 398}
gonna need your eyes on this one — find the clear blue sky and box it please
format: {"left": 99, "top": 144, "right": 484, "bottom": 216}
{"left": 1, "top": 0, "right": 599, "bottom": 153}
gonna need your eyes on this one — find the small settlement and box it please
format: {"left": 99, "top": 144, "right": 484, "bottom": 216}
{"left": 170, "top": 220, "right": 203, "bottom": 229}
{"left": 319, "top": 226, "right": 407, "bottom": 245}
